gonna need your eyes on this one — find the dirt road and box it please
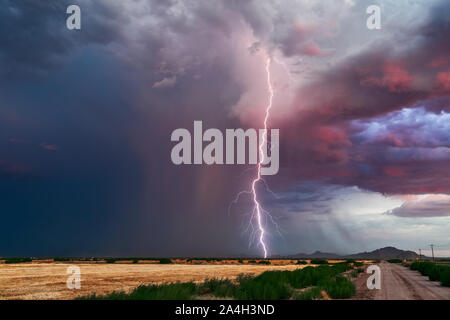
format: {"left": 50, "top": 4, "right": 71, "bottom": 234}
{"left": 353, "top": 262, "right": 450, "bottom": 300}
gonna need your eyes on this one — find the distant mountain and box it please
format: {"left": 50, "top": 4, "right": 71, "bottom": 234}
{"left": 286, "top": 250, "right": 343, "bottom": 259}
{"left": 347, "top": 246, "right": 421, "bottom": 260}
{"left": 279, "top": 246, "right": 423, "bottom": 260}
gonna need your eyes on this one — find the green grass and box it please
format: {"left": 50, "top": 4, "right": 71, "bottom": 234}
{"left": 4, "top": 257, "right": 32, "bottom": 264}
{"left": 410, "top": 261, "right": 450, "bottom": 287}
{"left": 81, "top": 282, "right": 198, "bottom": 300}
{"left": 80, "top": 263, "right": 356, "bottom": 300}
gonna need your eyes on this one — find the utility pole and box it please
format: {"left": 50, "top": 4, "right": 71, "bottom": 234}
{"left": 430, "top": 244, "right": 435, "bottom": 262}
{"left": 419, "top": 249, "right": 422, "bottom": 260}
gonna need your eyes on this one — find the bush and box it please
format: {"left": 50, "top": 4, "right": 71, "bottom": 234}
{"left": 5, "top": 258, "right": 32, "bottom": 264}
{"left": 410, "top": 261, "right": 450, "bottom": 287}
{"left": 258, "top": 260, "right": 271, "bottom": 265}
{"left": 296, "top": 260, "right": 308, "bottom": 265}
{"left": 82, "top": 282, "right": 198, "bottom": 300}
{"left": 198, "top": 278, "right": 236, "bottom": 297}
{"left": 105, "top": 258, "right": 116, "bottom": 264}
{"left": 294, "top": 287, "right": 322, "bottom": 300}
{"left": 159, "top": 258, "right": 172, "bottom": 264}
{"left": 310, "top": 259, "right": 328, "bottom": 265}
{"left": 345, "top": 259, "right": 355, "bottom": 264}
{"left": 318, "top": 276, "right": 355, "bottom": 299}
{"left": 441, "top": 268, "right": 450, "bottom": 287}
{"left": 234, "top": 272, "right": 292, "bottom": 300}
{"left": 387, "top": 259, "right": 402, "bottom": 263}
{"left": 54, "top": 257, "right": 72, "bottom": 262}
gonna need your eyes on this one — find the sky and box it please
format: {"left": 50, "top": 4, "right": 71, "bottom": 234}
{"left": 0, "top": 0, "right": 449, "bottom": 257}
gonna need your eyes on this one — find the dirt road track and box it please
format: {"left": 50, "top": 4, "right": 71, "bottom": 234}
{"left": 355, "top": 262, "right": 450, "bottom": 300}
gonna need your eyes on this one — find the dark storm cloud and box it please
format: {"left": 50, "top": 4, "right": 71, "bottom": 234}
{"left": 0, "top": 0, "right": 124, "bottom": 76}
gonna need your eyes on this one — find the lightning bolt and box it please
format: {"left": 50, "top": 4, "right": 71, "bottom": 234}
{"left": 249, "top": 57, "right": 275, "bottom": 258}
{"left": 229, "top": 54, "right": 290, "bottom": 258}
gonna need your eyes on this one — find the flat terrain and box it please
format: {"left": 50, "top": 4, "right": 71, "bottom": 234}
{"left": 0, "top": 262, "right": 305, "bottom": 300}
{"left": 352, "top": 262, "right": 450, "bottom": 300}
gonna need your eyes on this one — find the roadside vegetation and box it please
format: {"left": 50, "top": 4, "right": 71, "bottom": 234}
{"left": 80, "top": 263, "right": 357, "bottom": 300}
{"left": 387, "top": 259, "right": 403, "bottom": 263}
{"left": 410, "top": 261, "right": 450, "bottom": 287}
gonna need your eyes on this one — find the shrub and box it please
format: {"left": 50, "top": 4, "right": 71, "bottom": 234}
{"left": 318, "top": 276, "right": 356, "bottom": 299}
{"left": 441, "top": 268, "right": 450, "bottom": 287}
{"left": 310, "top": 259, "right": 328, "bottom": 265}
{"left": 198, "top": 278, "right": 236, "bottom": 297}
{"left": 105, "top": 258, "right": 116, "bottom": 264}
{"left": 234, "top": 272, "right": 292, "bottom": 300}
{"left": 387, "top": 259, "right": 402, "bottom": 263}
{"left": 258, "top": 260, "right": 271, "bottom": 265}
{"left": 296, "top": 260, "right": 308, "bottom": 265}
{"left": 345, "top": 259, "right": 355, "bottom": 264}
{"left": 82, "top": 282, "right": 197, "bottom": 300}
{"left": 294, "top": 287, "right": 322, "bottom": 300}
{"left": 54, "top": 257, "right": 72, "bottom": 262}
{"left": 410, "top": 261, "right": 450, "bottom": 287}
{"left": 5, "top": 257, "right": 32, "bottom": 264}
{"left": 159, "top": 258, "right": 172, "bottom": 264}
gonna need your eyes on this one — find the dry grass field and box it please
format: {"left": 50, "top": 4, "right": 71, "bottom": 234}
{"left": 0, "top": 261, "right": 309, "bottom": 300}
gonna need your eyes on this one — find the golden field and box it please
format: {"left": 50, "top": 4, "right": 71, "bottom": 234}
{"left": 0, "top": 260, "right": 310, "bottom": 300}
